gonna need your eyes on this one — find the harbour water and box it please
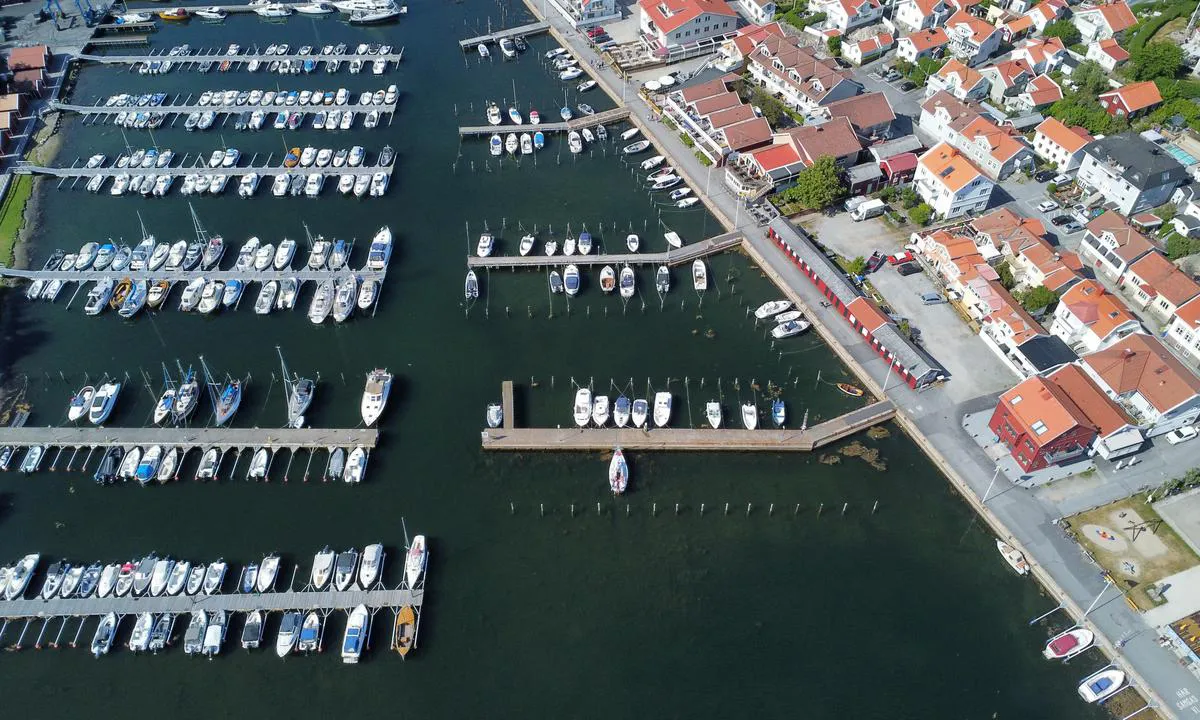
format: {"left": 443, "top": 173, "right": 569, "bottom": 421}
{"left": 0, "top": 3, "right": 1113, "bottom": 717}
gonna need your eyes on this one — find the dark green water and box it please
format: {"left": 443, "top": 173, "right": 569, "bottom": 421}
{"left": 0, "top": 5, "right": 1110, "bottom": 718}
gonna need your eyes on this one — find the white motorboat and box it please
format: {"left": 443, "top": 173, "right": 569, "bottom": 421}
{"left": 357, "top": 279, "right": 378, "bottom": 310}
{"left": 361, "top": 368, "right": 392, "bottom": 426}
{"left": 332, "top": 275, "right": 358, "bottom": 323}
{"left": 1078, "top": 668, "right": 1125, "bottom": 703}
{"left": 573, "top": 388, "right": 592, "bottom": 428}
{"left": 775, "top": 310, "right": 803, "bottom": 324}
{"left": 609, "top": 448, "right": 629, "bottom": 494}
{"left": 1043, "top": 627, "right": 1095, "bottom": 660}
{"left": 334, "top": 549, "right": 359, "bottom": 592}
{"left": 653, "top": 392, "right": 672, "bottom": 428}
{"left": 692, "top": 259, "right": 707, "bottom": 292}
{"left": 311, "top": 546, "right": 336, "bottom": 590}
{"left": 88, "top": 382, "right": 121, "bottom": 425}
{"left": 241, "top": 610, "right": 264, "bottom": 651}
{"left": 599, "top": 265, "right": 615, "bottom": 294}
{"left": 184, "top": 611, "right": 207, "bottom": 655}
{"left": 150, "top": 558, "right": 174, "bottom": 596}
{"left": 641, "top": 154, "right": 665, "bottom": 170}
{"left": 619, "top": 266, "right": 635, "bottom": 299}
{"left": 343, "top": 446, "right": 367, "bottom": 483}
{"left": 359, "top": 544, "right": 383, "bottom": 588}
{"left": 203, "top": 609, "right": 227, "bottom": 656}
{"left": 568, "top": 130, "right": 583, "bottom": 154}
{"left": 92, "top": 613, "right": 118, "bottom": 657}
{"left": 519, "top": 234, "right": 535, "bottom": 256}
{"left": 706, "top": 401, "right": 722, "bottom": 429}
{"left": 592, "top": 395, "right": 610, "bottom": 427}
{"left": 308, "top": 279, "right": 335, "bottom": 323}
{"left": 68, "top": 385, "right": 95, "bottom": 422}
{"left": 59, "top": 565, "right": 84, "bottom": 599}
{"left": 276, "top": 611, "right": 302, "bottom": 656}
{"left": 166, "top": 560, "right": 190, "bottom": 596}
{"left": 741, "top": 402, "right": 758, "bottom": 430}
{"left": 771, "top": 319, "right": 811, "bottom": 338}
{"left": 632, "top": 398, "right": 649, "bottom": 428}
{"left": 298, "top": 612, "right": 322, "bottom": 653}
{"left": 996, "top": 539, "right": 1030, "bottom": 575}
{"left": 257, "top": 554, "right": 280, "bottom": 592}
{"left": 203, "top": 560, "right": 227, "bottom": 594}
{"left": 157, "top": 446, "right": 178, "bottom": 482}
{"left": 755, "top": 300, "right": 792, "bottom": 319}
{"left": 626, "top": 234, "right": 639, "bottom": 252}
{"left": 97, "top": 563, "right": 119, "bottom": 599}
{"left": 623, "top": 140, "right": 650, "bottom": 154}
{"left": 148, "top": 613, "right": 174, "bottom": 653}
{"left": 41, "top": 561, "right": 67, "bottom": 600}
{"left": 564, "top": 264, "right": 580, "bottom": 296}
{"left": 486, "top": 403, "right": 504, "bottom": 428}
{"left": 129, "top": 612, "right": 154, "bottom": 652}
{"left": 197, "top": 280, "right": 225, "bottom": 314}
{"left": 613, "top": 396, "right": 630, "bottom": 428}
{"left": 367, "top": 226, "right": 393, "bottom": 270}
{"left": 247, "top": 447, "right": 270, "bottom": 480}
{"left": 341, "top": 605, "right": 369, "bottom": 663}
{"left": 622, "top": 127, "right": 640, "bottom": 141}
{"left": 119, "top": 447, "right": 142, "bottom": 481}
{"left": 404, "top": 535, "right": 426, "bottom": 589}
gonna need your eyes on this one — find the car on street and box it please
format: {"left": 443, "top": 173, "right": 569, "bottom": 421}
{"left": 883, "top": 69, "right": 900, "bottom": 81}
{"left": 899, "top": 80, "right": 916, "bottom": 91}
{"left": 1050, "top": 214, "right": 1072, "bottom": 226}
{"left": 586, "top": 26, "right": 605, "bottom": 37}
{"left": 896, "top": 262, "right": 922, "bottom": 276}
{"left": 919, "top": 292, "right": 946, "bottom": 305}
{"left": 1167, "top": 426, "right": 1199, "bottom": 445}
{"left": 1052, "top": 173, "right": 1072, "bottom": 186}
{"left": 1061, "top": 220, "right": 1083, "bottom": 233}
{"left": 1037, "top": 200, "right": 1060, "bottom": 213}
{"left": 1035, "top": 170, "right": 1055, "bottom": 182}
{"left": 888, "top": 251, "right": 915, "bottom": 265}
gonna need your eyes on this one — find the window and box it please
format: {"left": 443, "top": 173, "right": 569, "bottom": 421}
{"left": 1011, "top": 395, "right": 1023, "bottom": 405}
{"left": 1031, "top": 420, "right": 1048, "bottom": 435}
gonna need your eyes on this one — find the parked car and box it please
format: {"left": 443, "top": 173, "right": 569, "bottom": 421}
{"left": 1050, "top": 214, "right": 1073, "bottom": 226}
{"left": 586, "top": 26, "right": 605, "bottom": 37}
{"left": 919, "top": 292, "right": 946, "bottom": 305}
{"left": 1035, "top": 170, "right": 1055, "bottom": 182}
{"left": 1052, "top": 173, "right": 1072, "bottom": 186}
{"left": 1167, "top": 426, "right": 1199, "bottom": 445}
{"left": 1061, "top": 221, "right": 1083, "bottom": 233}
{"left": 888, "top": 251, "right": 914, "bottom": 265}
{"left": 896, "top": 262, "right": 922, "bottom": 276}
{"left": 865, "top": 251, "right": 888, "bottom": 274}
{"left": 899, "top": 80, "right": 916, "bottom": 91}
{"left": 1037, "top": 200, "right": 1059, "bottom": 213}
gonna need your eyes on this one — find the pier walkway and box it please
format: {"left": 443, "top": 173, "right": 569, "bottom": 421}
{"left": 458, "top": 107, "right": 631, "bottom": 137}
{"left": 0, "top": 266, "right": 386, "bottom": 283}
{"left": 51, "top": 99, "right": 397, "bottom": 118}
{"left": 482, "top": 385, "right": 894, "bottom": 452}
{"left": 466, "top": 231, "right": 742, "bottom": 269}
{"left": 73, "top": 50, "right": 405, "bottom": 66}
{"left": 0, "top": 426, "right": 379, "bottom": 450}
{"left": 0, "top": 586, "right": 419, "bottom": 620}
{"left": 14, "top": 162, "right": 390, "bottom": 179}
{"left": 459, "top": 21, "right": 549, "bottom": 49}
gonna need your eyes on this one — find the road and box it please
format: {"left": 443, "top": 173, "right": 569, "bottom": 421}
{"left": 528, "top": 6, "right": 1200, "bottom": 715}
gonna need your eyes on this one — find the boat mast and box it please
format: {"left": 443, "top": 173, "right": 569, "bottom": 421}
{"left": 276, "top": 344, "right": 295, "bottom": 415}
{"left": 189, "top": 202, "right": 209, "bottom": 244}
{"left": 198, "top": 354, "right": 221, "bottom": 416}
{"left": 135, "top": 210, "right": 150, "bottom": 241}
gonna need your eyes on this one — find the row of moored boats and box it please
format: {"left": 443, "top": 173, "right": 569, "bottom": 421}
{"left": 128, "top": 41, "right": 399, "bottom": 76}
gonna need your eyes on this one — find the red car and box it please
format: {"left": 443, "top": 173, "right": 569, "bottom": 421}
{"left": 888, "top": 251, "right": 914, "bottom": 265}
{"left": 586, "top": 26, "right": 605, "bottom": 37}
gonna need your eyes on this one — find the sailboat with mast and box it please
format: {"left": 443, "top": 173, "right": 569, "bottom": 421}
{"left": 277, "top": 346, "right": 315, "bottom": 429}
{"left": 201, "top": 356, "right": 241, "bottom": 427}
{"left": 152, "top": 364, "right": 177, "bottom": 425}
{"left": 191, "top": 203, "right": 225, "bottom": 271}
{"left": 173, "top": 364, "right": 200, "bottom": 424}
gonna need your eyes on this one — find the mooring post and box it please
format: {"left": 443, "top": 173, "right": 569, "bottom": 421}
{"left": 872, "top": 500, "right": 879, "bottom": 514}
{"left": 794, "top": 503, "right": 800, "bottom": 515}
{"left": 818, "top": 503, "right": 824, "bottom": 517}
{"left": 700, "top": 503, "right": 705, "bottom": 515}
{"left": 724, "top": 502, "right": 729, "bottom": 515}
{"left": 540, "top": 503, "right": 544, "bottom": 517}
{"left": 510, "top": 502, "right": 515, "bottom": 515}
{"left": 746, "top": 503, "right": 752, "bottom": 517}
{"left": 841, "top": 502, "right": 848, "bottom": 516}
{"left": 769, "top": 503, "right": 774, "bottom": 516}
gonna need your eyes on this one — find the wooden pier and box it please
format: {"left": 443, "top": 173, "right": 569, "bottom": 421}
{"left": 459, "top": 21, "right": 550, "bottom": 49}
{"left": 0, "top": 426, "right": 378, "bottom": 450}
{"left": 458, "top": 107, "right": 631, "bottom": 137}
{"left": 481, "top": 388, "right": 895, "bottom": 452}
{"left": 467, "top": 231, "right": 743, "bottom": 269}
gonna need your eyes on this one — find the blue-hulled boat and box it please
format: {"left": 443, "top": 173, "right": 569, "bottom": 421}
{"left": 772, "top": 399, "right": 785, "bottom": 428}
{"left": 214, "top": 380, "right": 242, "bottom": 426}
{"left": 533, "top": 131, "right": 544, "bottom": 150}
{"left": 222, "top": 279, "right": 244, "bottom": 308}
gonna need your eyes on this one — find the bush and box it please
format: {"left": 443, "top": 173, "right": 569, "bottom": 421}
{"left": 679, "top": 133, "right": 694, "bottom": 148}
{"left": 907, "top": 203, "right": 933, "bottom": 225}
{"left": 1046, "top": 182, "right": 1058, "bottom": 194}
{"left": 995, "top": 261, "right": 1015, "bottom": 290}
{"left": 846, "top": 255, "right": 868, "bottom": 275}
{"left": 900, "top": 187, "right": 919, "bottom": 209}
{"left": 1013, "top": 286, "right": 1059, "bottom": 313}
{"left": 1130, "top": 42, "right": 1183, "bottom": 81}
{"left": 1043, "top": 20, "right": 1081, "bottom": 46}
{"left": 1166, "top": 232, "right": 1200, "bottom": 260}
{"left": 827, "top": 36, "right": 841, "bottom": 57}
{"left": 878, "top": 185, "right": 897, "bottom": 201}
{"left": 695, "top": 151, "right": 712, "bottom": 167}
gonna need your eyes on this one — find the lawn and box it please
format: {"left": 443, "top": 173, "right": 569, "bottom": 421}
{"left": 0, "top": 174, "right": 33, "bottom": 267}
{"left": 1069, "top": 497, "right": 1200, "bottom": 610}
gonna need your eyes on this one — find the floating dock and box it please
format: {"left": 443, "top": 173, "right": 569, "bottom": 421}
{"left": 73, "top": 49, "right": 405, "bottom": 66}
{"left": 0, "top": 266, "right": 385, "bottom": 283}
{"left": 52, "top": 98, "right": 398, "bottom": 118}
{"left": 459, "top": 21, "right": 550, "bottom": 49}
{"left": 467, "top": 231, "right": 742, "bottom": 269}
{"left": 0, "top": 426, "right": 378, "bottom": 450}
{"left": 483, "top": 381, "right": 894, "bottom": 452}
{"left": 14, "top": 161, "right": 392, "bottom": 180}
{"left": 458, "top": 107, "right": 631, "bottom": 137}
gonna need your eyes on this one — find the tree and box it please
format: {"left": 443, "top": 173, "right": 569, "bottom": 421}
{"left": 781, "top": 156, "right": 845, "bottom": 209}
{"left": 1071, "top": 60, "right": 1111, "bottom": 96}
{"left": 995, "top": 261, "right": 1015, "bottom": 290}
{"left": 1166, "top": 233, "right": 1200, "bottom": 260}
{"left": 827, "top": 35, "right": 841, "bottom": 57}
{"left": 878, "top": 185, "right": 897, "bottom": 201}
{"left": 1013, "top": 286, "right": 1059, "bottom": 313}
{"left": 1042, "top": 20, "right": 1081, "bottom": 46}
{"left": 1131, "top": 42, "right": 1183, "bottom": 81}
{"left": 907, "top": 203, "right": 933, "bottom": 225}
{"left": 900, "top": 187, "right": 919, "bottom": 209}
{"left": 846, "top": 255, "right": 868, "bottom": 275}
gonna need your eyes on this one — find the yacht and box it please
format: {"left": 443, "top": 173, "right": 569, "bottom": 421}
{"left": 312, "top": 546, "right": 336, "bottom": 590}
{"left": 367, "top": 226, "right": 392, "bottom": 270}
{"left": 405, "top": 535, "right": 426, "bottom": 589}
{"left": 257, "top": 555, "right": 280, "bottom": 593}
{"left": 174, "top": 373, "right": 200, "bottom": 423}
{"left": 308, "top": 238, "right": 332, "bottom": 269}
{"left": 653, "top": 392, "right": 672, "bottom": 428}
{"left": 334, "top": 549, "right": 359, "bottom": 591}
{"left": 129, "top": 612, "right": 154, "bottom": 652}
{"left": 201, "top": 236, "right": 225, "bottom": 269}
{"left": 359, "top": 544, "right": 383, "bottom": 588}
{"left": 274, "top": 238, "right": 297, "bottom": 269}
{"left": 298, "top": 612, "right": 322, "bottom": 652}
{"left": 256, "top": 281, "right": 279, "bottom": 315}
{"left": 68, "top": 385, "right": 95, "bottom": 422}
{"left": 202, "top": 610, "right": 227, "bottom": 657}
{"left": 755, "top": 300, "right": 792, "bottom": 319}
{"left": 360, "top": 369, "right": 392, "bottom": 426}
{"left": 308, "top": 279, "right": 335, "bottom": 323}
{"left": 476, "top": 232, "right": 494, "bottom": 258}
{"left": 706, "top": 401, "right": 722, "bottom": 429}
{"left": 242, "top": 610, "right": 265, "bottom": 650}
{"left": 772, "top": 319, "right": 810, "bottom": 338}
{"left": 609, "top": 448, "right": 629, "bottom": 495}
{"left": 358, "top": 279, "right": 379, "bottom": 309}
{"left": 184, "top": 611, "right": 208, "bottom": 655}
{"left": 92, "top": 613, "right": 118, "bottom": 657}
{"left": 276, "top": 611, "right": 302, "bottom": 656}
{"left": 332, "top": 275, "right": 358, "bottom": 323}
{"left": 573, "top": 388, "right": 592, "bottom": 428}
{"left": 287, "top": 376, "right": 315, "bottom": 429}
{"left": 692, "top": 259, "right": 708, "bottom": 292}
{"left": 341, "top": 605, "right": 369, "bottom": 663}
{"left": 343, "top": 446, "right": 367, "bottom": 483}
{"left": 213, "top": 380, "right": 242, "bottom": 426}
{"left": 88, "top": 382, "right": 121, "bottom": 425}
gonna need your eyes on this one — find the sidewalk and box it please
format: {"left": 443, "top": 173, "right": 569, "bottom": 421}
{"left": 527, "top": 4, "right": 1200, "bottom": 715}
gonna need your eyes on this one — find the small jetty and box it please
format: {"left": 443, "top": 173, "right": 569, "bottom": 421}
{"left": 459, "top": 21, "right": 550, "bottom": 50}
{"left": 467, "top": 231, "right": 742, "bottom": 269}
{"left": 458, "top": 107, "right": 630, "bottom": 137}
{"left": 481, "top": 382, "right": 896, "bottom": 452}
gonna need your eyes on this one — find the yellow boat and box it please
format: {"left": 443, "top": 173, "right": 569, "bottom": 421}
{"left": 109, "top": 278, "right": 132, "bottom": 309}
{"left": 158, "top": 7, "right": 188, "bottom": 20}
{"left": 392, "top": 605, "right": 416, "bottom": 656}
{"left": 836, "top": 382, "right": 864, "bottom": 397}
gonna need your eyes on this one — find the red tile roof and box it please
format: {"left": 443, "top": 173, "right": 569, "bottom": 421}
{"left": 1035, "top": 117, "right": 1092, "bottom": 153}
{"left": 1087, "top": 211, "right": 1153, "bottom": 263}
{"left": 1024, "top": 74, "right": 1063, "bottom": 106}
{"left": 784, "top": 117, "right": 863, "bottom": 163}
{"left": 903, "top": 27, "right": 949, "bottom": 52}
{"left": 1127, "top": 252, "right": 1200, "bottom": 307}
{"left": 999, "top": 375, "right": 1096, "bottom": 447}
{"left": 824, "top": 92, "right": 894, "bottom": 134}
{"left": 638, "top": 0, "right": 737, "bottom": 34}
{"left": 750, "top": 143, "right": 803, "bottom": 172}
{"left": 945, "top": 10, "right": 997, "bottom": 44}
{"left": 1046, "top": 364, "right": 1132, "bottom": 436}
{"left": 1099, "top": 81, "right": 1162, "bottom": 114}
{"left": 6, "top": 45, "right": 48, "bottom": 71}
{"left": 1095, "top": 37, "right": 1130, "bottom": 62}
{"left": 1083, "top": 334, "right": 1200, "bottom": 413}
{"left": 723, "top": 117, "right": 773, "bottom": 150}
{"left": 847, "top": 296, "right": 891, "bottom": 331}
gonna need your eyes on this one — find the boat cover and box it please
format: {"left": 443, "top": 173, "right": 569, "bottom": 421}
{"left": 1049, "top": 635, "right": 1078, "bottom": 654}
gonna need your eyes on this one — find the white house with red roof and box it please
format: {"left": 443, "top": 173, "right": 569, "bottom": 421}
{"left": 746, "top": 35, "right": 863, "bottom": 113}
{"left": 843, "top": 32, "right": 894, "bottom": 64}
{"left": 1024, "top": 0, "right": 1067, "bottom": 32}
{"left": 944, "top": 10, "right": 1001, "bottom": 66}
{"left": 1033, "top": 117, "right": 1092, "bottom": 170}
{"left": 896, "top": 28, "right": 950, "bottom": 62}
{"left": 638, "top": 0, "right": 739, "bottom": 50}
{"left": 894, "top": 0, "right": 952, "bottom": 32}
{"left": 1010, "top": 37, "right": 1066, "bottom": 74}
{"left": 1072, "top": 1, "right": 1137, "bottom": 43}
{"left": 736, "top": 0, "right": 776, "bottom": 24}
{"left": 1166, "top": 297, "right": 1200, "bottom": 368}
{"left": 1086, "top": 38, "right": 1131, "bottom": 72}
{"left": 812, "top": 0, "right": 883, "bottom": 32}
{"left": 663, "top": 74, "right": 774, "bottom": 163}
{"left": 1008, "top": 74, "right": 1062, "bottom": 112}
{"left": 716, "top": 22, "right": 786, "bottom": 69}
{"left": 979, "top": 58, "right": 1034, "bottom": 106}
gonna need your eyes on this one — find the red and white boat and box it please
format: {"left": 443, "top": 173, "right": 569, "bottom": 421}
{"left": 1043, "top": 627, "right": 1095, "bottom": 660}
{"left": 609, "top": 448, "right": 628, "bottom": 495}
{"left": 996, "top": 539, "right": 1030, "bottom": 575}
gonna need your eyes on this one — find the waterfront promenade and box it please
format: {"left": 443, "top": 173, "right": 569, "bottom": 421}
{"left": 527, "top": 6, "right": 1200, "bottom": 715}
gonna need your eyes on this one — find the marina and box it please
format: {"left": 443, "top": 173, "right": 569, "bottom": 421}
{"left": 465, "top": 230, "right": 742, "bottom": 269}
{"left": 457, "top": 107, "right": 630, "bottom": 137}
{"left": 458, "top": 21, "right": 550, "bottom": 50}
{"left": 73, "top": 48, "right": 406, "bottom": 69}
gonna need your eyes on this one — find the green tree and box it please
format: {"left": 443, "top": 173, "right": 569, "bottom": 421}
{"left": 827, "top": 35, "right": 841, "bottom": 57}
{"left": 1013, "top": 286, "right": 1059, "bottom": 313}
{"left": 846, "top": 255, "right": 868, "bottom": 275}
{"left": 1154, "top": 203, "right": 1178, "bottom": 223}
{"left": 1166, "top": 233, "right": 1200, "bottom": 260}
{"left": 878, "top": 185, "right": 897, "bottom": 201}
{"left": 1042, "top": 20, "right": 1081, "bottom": 46}
{"left": 907, "top": 203, "right": 933, "bottom": 225}
{"left": 995, "top": 261, "right": 1015, "bottom": 290}
{"left": 1131, "top": 42, "right": 1183, "bottom": 81}
{"left": 1071, "top": 60, "right": 1111, "bottom": 96}
{"left": 900, "top": 187, "right": 919, "bottom": 209}
{"left": 781, "top": 156, "right": 846, "bottom": 209}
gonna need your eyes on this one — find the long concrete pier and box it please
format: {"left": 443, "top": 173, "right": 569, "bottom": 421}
{"left": 15, "top": 162, "right": 391, "bottom": 179}
{"left": 0, "top": 426, "right": 379, "bottom": 450}
{"left": 482, "top": 381, "right": 894, "bottom": 452}
{"left": 466, "top": 231, "right": 742, "bottom": 269}
{"left": 459, "top": 21, "right": 550, "bottom": 49}
{"left": 0, "top": 266, "right": 385, "bottom": 283}
{"left": 74, "top": 50, "right": 405, "bottom": 65}
{"left": 53, "top": 99, "right": 397, "bottom": 117}
{"left": 458, "top": 107, "right": 631, "bottom": 136}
